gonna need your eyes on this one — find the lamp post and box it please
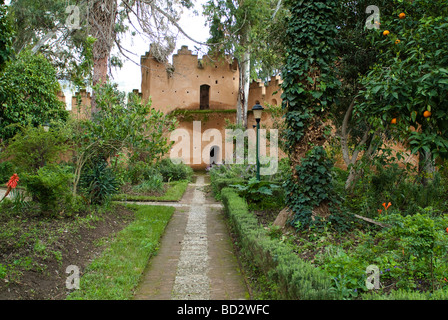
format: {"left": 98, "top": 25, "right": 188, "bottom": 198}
{"left": 43, "top": 121, "right": 50, "bottom": 132}
{"left": 252, "top": 103, "right": 264, "bottom": 181}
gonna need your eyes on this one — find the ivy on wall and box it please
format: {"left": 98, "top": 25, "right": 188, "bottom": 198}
{"left": 281, "top": 0, "right": 342, "bottom": 227}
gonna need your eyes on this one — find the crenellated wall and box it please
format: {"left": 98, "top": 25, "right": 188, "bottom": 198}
{"left": 140, "top": 45, "right": 240, "bottom": 114}
{"left": 248, "top": 75, "right": 283, "bottom": 108}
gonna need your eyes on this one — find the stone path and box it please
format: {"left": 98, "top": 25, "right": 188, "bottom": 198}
{"left": 133, "top": 174, "right": 249, "bottom": 300}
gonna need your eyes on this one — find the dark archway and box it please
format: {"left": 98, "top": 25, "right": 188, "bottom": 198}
{"left": 210, "top": 145, "right": 220, "bottom": 165}
{"left": 200, "top": 84, "right": 210, "bottom": 110}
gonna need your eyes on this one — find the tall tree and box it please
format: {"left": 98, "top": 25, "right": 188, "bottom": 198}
{"left": 204, "top": 0, "right": 286, "bottom": 127}
{"left": 281, "top": 0, "right": 341, "bottom": 227}
{"left": 332, "top": 0, "right": 396, "bottom": 190}
{"left": 0, "top": 0, "right": 14, "bottom": 70}
{"left": 8, "top": 0, "right": 197, "bottom": 111}
{"left": 9, "top": 0, "right": 94, "bottom": 87}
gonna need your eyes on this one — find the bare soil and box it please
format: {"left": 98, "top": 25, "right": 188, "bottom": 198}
{"left": 0, "top": 204, "right": 135, "bottom": 300}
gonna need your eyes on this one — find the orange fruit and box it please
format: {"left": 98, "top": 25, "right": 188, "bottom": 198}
{"left": 383, "top": 30, "right": 390, "bottom": 36}
{"left": 399, "top": 13, "right": 406, "bottom": 19}
{"left": 423, "top": 110, "right": 431, "bottom": 118}
{"left": 391, "top": 118, "right": 397, "bottom": 124}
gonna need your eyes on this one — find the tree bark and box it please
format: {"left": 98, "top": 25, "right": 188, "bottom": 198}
{"left": 90, "top": 0, "right": 117, "bottom": 115}
{"left": 236, "top": 22, "right": 251, "bottom": 128}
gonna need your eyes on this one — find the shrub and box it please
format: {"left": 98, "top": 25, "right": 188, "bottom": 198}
{"left": 132, "top": 174, "right": 164, "bottom": 194}
{"left": 1, "top": 125, "right": 70, "bottom": 174}
{"left": 157, "top": 158, "right": 193, "bottom": 182}
{"left": 80, "top": 159, "right": 119, "bottom": 205}
{"left": 127, "top": 161, "right": 159, "bottom": 185}
{"left": 22, "top": 165, "right": 73, "bottom": 215}
{"left": 0, "top": 50, "right": 68, "bottom": 140}
{"left": 0, "top": 161, "right": 16, "bottom": 184}
{"left": 230, "top": 177, "right": 284, "bottom": 209}
{"left": 221, "top": 187, "right": 337, "bottom": 300}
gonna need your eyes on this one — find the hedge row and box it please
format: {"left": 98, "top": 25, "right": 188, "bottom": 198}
{"left": 220, "top": 187, "right": 338, "bottom": 300}
{"left": 210, "top": 177, "right": 245, "bottom": 198}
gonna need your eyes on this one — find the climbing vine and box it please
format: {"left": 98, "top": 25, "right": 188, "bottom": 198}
{"left": 281, "top": 0, "right": 342, "bottom": 228}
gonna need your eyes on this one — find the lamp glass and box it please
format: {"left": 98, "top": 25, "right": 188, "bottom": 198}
{"left": 252, "top": 104, "right": 264, "bottom": 120}
{"left": 253, "top": 109, "right": 263, "bottom": 120}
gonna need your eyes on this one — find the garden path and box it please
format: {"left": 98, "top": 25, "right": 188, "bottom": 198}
{"left": 132, "top": 173, "right": 249, "bottom": 300}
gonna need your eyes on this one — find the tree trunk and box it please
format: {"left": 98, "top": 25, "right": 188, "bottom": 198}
{"left": 91, "top": 55, "right": 109, "bottom": 114}
{"left": 418, "top": 150, "right": 435, "bottom": 186}
{"left": 89, "top": 0, "right": 117, "bottom": 115}
{"left": 241, "top": 50, "right": 251, "bottom": 128}
{"left": 236, "top": 23, "right": 251, "bottom": 128}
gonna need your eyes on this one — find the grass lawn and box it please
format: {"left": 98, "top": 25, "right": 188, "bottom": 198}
{"left": 112, "top": 180, "right": 189, "bottom": 202}
{"left": 67, "top": 204, "right": 175, "bottom": 300}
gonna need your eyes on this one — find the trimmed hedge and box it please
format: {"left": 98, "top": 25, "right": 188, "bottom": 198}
{"left": 210, "top": 178, "right": 245, "bottom": 199}
{"left": 362, "top": 288, "right": 448, "bottom": 300}
{"left": 221, "top": 187, "right": 338, "bottom": 300}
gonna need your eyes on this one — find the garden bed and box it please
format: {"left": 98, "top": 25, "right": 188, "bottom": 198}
{"left": 112, "top": 180, "right": 189, "bottom": 202}
{"left": 0, "top": 204, "right": 135, "bottom": 300}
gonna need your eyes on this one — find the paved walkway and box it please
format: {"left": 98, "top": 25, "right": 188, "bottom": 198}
{"left": 132, "top": 174, "right": 249, "bottom": 300}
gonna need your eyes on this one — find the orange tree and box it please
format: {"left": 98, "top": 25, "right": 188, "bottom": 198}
{"left": 355, "top": 0, "right": 448, "bottom": 177}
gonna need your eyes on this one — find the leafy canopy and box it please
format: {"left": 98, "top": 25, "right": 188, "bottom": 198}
{"left": 0, "top": 50, "right": 68, "bottom": 141}
{"left": 356, "top": 0, "right": 448, "bottom": 160}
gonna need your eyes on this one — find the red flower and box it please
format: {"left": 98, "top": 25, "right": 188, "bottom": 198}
{"left": 378, "top": 209, "right": 382, "bottom": 214}
{"left": 1, "top": 174, "right": 19, "bottom": 202}
{"left": 7, "top": 173, "right": 19, "bottom": 189}
{"left": 382, "top": 202, "right": 392, "bottom": 211}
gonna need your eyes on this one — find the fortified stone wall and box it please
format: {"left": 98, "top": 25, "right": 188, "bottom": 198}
{"left": 140, "top": 45, "right": 240, "bottom": 114}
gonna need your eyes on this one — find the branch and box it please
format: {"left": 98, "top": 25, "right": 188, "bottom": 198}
{"left": 341, "top": 98, "right": 356, "bottom": 166}
{"left": 139, "top": 0, "right": 209, "bottom": 46}
{"left": 354, "top": 214, "right": 391, "bottom": 228}
{"left": 272, "top": 0, "right": 283, "bottom": 19}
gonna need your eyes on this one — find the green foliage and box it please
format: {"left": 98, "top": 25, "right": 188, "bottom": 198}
{"left": 0, "top": 160, "right": 15, "bottom": 184}
{"left": 0, "top": 50, "right": 68, "bottom": 140}
{"left": 22, "top": 165, "right": 73, "bottom": 215}
{"left": 9, "top": 0, "right": 94, "bottom": 85}
{"left": 286, "top": 147, "right": 334, "bottom": 226}
{"left": 337, "top": 162, "right": 448, "bottom": 218}
{"left": 281, "top": 0, "right": 341, "bottom": 228}
{"left": 157, "top": 158, "right": 193, "bottom": 182}
{"left": 0, "top": 1, "right": 14, "bottom": 70}
{"left": 314, "top": 210, "right": 448, "bottom": 298}
{"left": 80, "top": 159, "right": 119, "bottom": 205}
{"left": 127, "top": 161, "right": 158, "bottom": 185}
{"left": 230, "top": 177, "right": 282, "bottom": 205}
{"left": 1, "top": 124, "right": 70, "bottom": 174}
{"left": 70, "top": 82, "right": 177, "bottom": 197}
{"left": 356, "top": 0, "right": 448, "bottom": 160}
{"left": 221, "top": 187, "right": 337, "bottom": 300}
{"left": 381, "top": 213, "right": 438, "bottom": 259}
{"left": 87, "top": 83, "right": 177, "bottom": 163}
{"left": 204, "top": 0, "right": 285, "bottom": 80}
{"left": 67, "top": 204, "right": 175, "bottom": 300}
{"left": 132, "top": 174, "right": 164, "bottom": 194}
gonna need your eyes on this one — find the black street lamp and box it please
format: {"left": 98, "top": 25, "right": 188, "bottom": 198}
{"left": 43, "top": 120, "right": 50, "bottom": 132}
{"left": 252, "top": 103, "right": 264, "bottom": 181}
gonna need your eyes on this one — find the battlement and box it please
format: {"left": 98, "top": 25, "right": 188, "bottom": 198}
{"left": 248, "top": 75, "right": 283, "bottom": 107}
{"left": 140, "top": 44, "right": 240, "bottom": 114}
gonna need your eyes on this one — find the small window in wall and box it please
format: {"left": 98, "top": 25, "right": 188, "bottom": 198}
{"left": 200, "top": 84, "right": 210, "bottom": 110}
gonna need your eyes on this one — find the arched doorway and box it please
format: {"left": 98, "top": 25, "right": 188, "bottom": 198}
{"left": 210, "top": 145, "right": 220, "bottom": 165}
{"left": 200, "top": 84, "right": 210, "bottom": 110}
